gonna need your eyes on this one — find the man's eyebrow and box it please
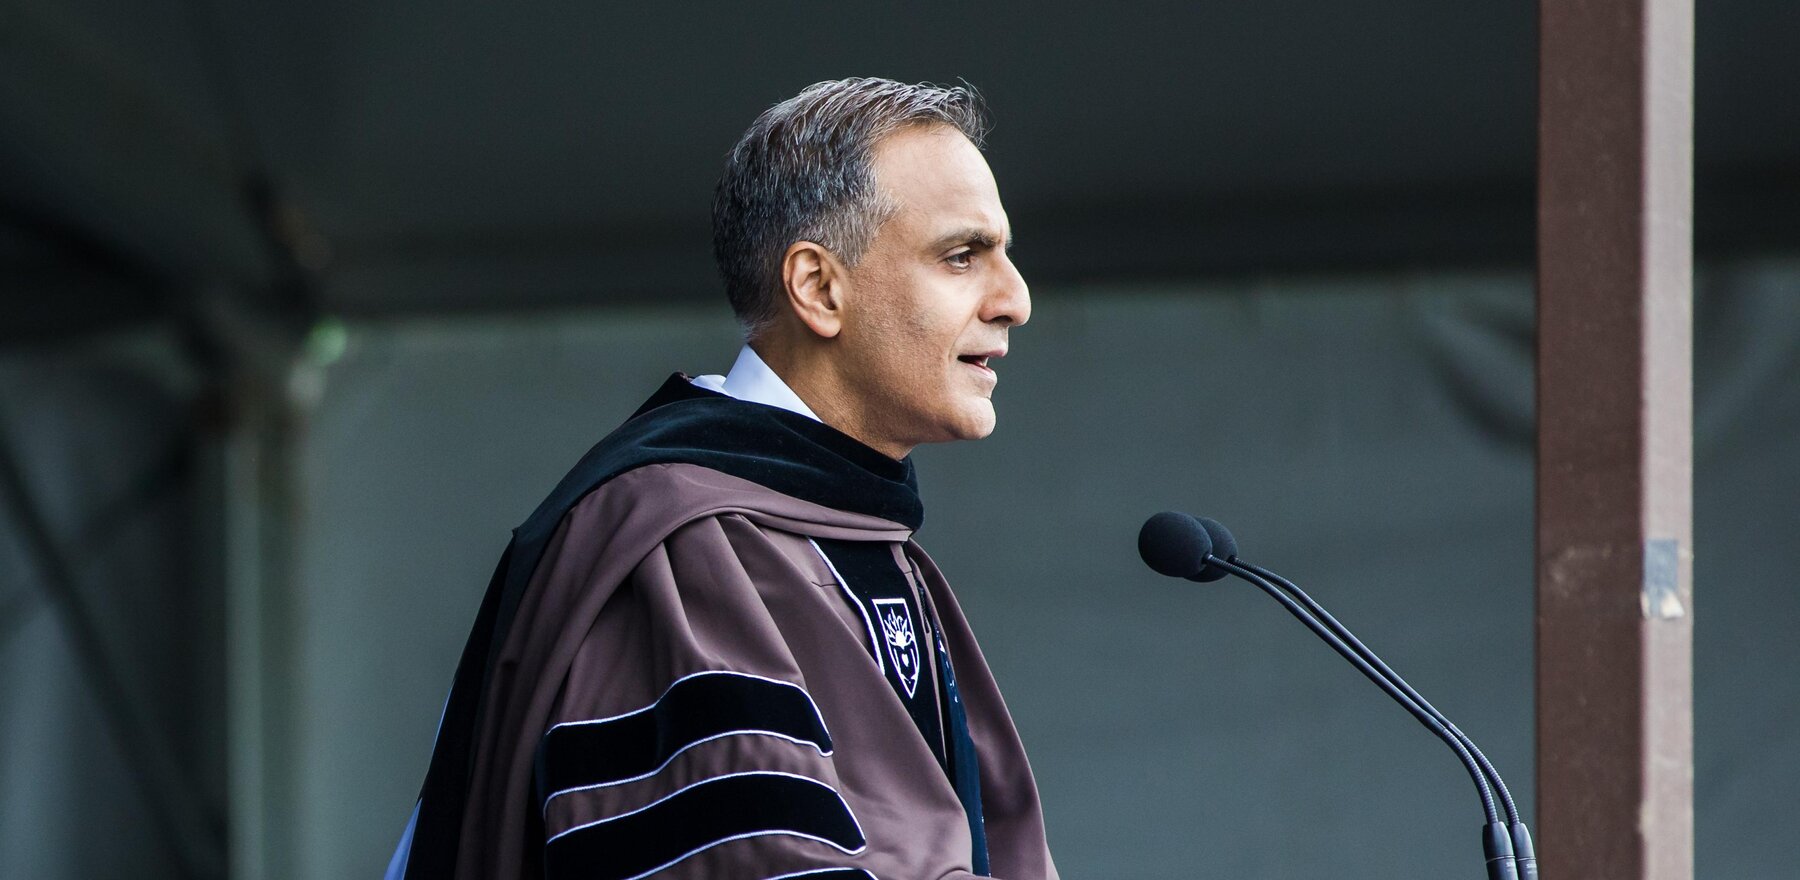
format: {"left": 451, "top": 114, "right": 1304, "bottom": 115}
{"left": 928, "top": 227, "right": 1013, "bottom": 253}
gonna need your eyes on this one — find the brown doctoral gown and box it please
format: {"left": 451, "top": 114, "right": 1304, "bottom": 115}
{"left": 392, "top": 376, "right": 1058, "bottom": 880}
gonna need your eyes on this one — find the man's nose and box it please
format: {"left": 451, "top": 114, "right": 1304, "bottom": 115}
{"left": 985, "top": 254, "right": 1031, "bottom": 327}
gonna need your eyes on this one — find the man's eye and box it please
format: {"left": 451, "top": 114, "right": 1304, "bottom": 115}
{"left": 946, "top": 250, "right": 975, "bottom": 268}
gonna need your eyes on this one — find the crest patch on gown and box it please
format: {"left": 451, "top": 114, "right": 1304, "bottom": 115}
{"left": 871, "top": 598, "right": 921, "bottom": 699}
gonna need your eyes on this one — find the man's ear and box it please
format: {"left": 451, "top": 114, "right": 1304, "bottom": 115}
{"left": 781, "top": 241, "right": 847, "bottom": 339}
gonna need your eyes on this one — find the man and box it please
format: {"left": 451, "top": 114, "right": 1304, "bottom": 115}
{"left": 389, "top": 77, "right": 1057, "bottom": 880}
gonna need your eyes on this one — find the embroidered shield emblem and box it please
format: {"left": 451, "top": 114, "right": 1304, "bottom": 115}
{"left": 870, "top": 598, "right": 921, "bottom": 698}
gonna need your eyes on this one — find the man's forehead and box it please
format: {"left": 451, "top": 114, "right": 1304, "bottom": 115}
{"left": 872, "top": 127, "right": 1010, "bottom": 244}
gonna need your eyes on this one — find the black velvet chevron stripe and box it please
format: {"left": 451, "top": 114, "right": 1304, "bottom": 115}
{"left": 544, "top": 773, "right": 867, "bottom": 880}
{"left": 539, "top": 672, "right": 832, "bottom": 804}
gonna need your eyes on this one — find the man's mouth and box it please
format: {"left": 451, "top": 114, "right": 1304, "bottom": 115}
{"left": 956, "top": 349, "right": 1005, "bottom": 377}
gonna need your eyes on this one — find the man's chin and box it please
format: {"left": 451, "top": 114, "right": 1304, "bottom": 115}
{"left": 951, "top": 401, "right": 998, "bottom": 441}
{"left": 903, "top": 400, "right": 997, "bottom": 448}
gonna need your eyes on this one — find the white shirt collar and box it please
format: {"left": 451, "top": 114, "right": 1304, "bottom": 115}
{"left": 689, "top": 345, "right": 821, "bottom": 422}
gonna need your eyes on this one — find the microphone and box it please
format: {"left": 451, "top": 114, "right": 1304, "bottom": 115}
{"left": 1136, "top": 511, "right": 1214, "bottom": 578}
{"left": 1137, "top": 512, "right": 1535, "bottom": 880}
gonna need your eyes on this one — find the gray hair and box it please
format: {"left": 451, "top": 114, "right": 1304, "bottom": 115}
{"left": 711, "top": 77, "right": 990, "bottom": 336}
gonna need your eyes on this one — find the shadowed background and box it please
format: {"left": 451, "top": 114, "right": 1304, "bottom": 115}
{"left": 2, "top": 2, "right": 1796, "bottom": 878}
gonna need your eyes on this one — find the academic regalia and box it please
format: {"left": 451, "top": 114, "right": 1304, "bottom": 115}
{"left": 388, "top": 375, "right": 1058, "bottom": 880}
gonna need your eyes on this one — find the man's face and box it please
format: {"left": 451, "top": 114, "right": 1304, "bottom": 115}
{"left": 836, "top": 125, "right": 1030, "bottom": 451}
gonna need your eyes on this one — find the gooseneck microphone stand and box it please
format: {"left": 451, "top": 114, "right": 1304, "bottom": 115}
{"left": 1231, "top": 557, "right": 1536, "bottom": 880}
{"left": 1205, "top": 557, "right": 1520, "bottom": 880}
{"left": 1138, "top": 511, "right": 1534, "bottom": 880}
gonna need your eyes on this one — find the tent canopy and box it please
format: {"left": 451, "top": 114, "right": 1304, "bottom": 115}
{"left": 5, "top": 0, "right": 1798, "bottom": 343}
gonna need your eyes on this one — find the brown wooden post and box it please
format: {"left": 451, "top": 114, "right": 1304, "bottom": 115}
{"left": 1536, "top": 0, "right": 1694, "bottom": 877}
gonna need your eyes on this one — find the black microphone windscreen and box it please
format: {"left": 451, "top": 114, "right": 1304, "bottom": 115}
{"left": 1196, "top": 516, "right": 1238, "bottom": 560}
{"left": 1138, "top": 511, "right": 1213, "bottom": 578}
{"left": 1186, "top": 516, "right": 1237, "bottom": 582}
